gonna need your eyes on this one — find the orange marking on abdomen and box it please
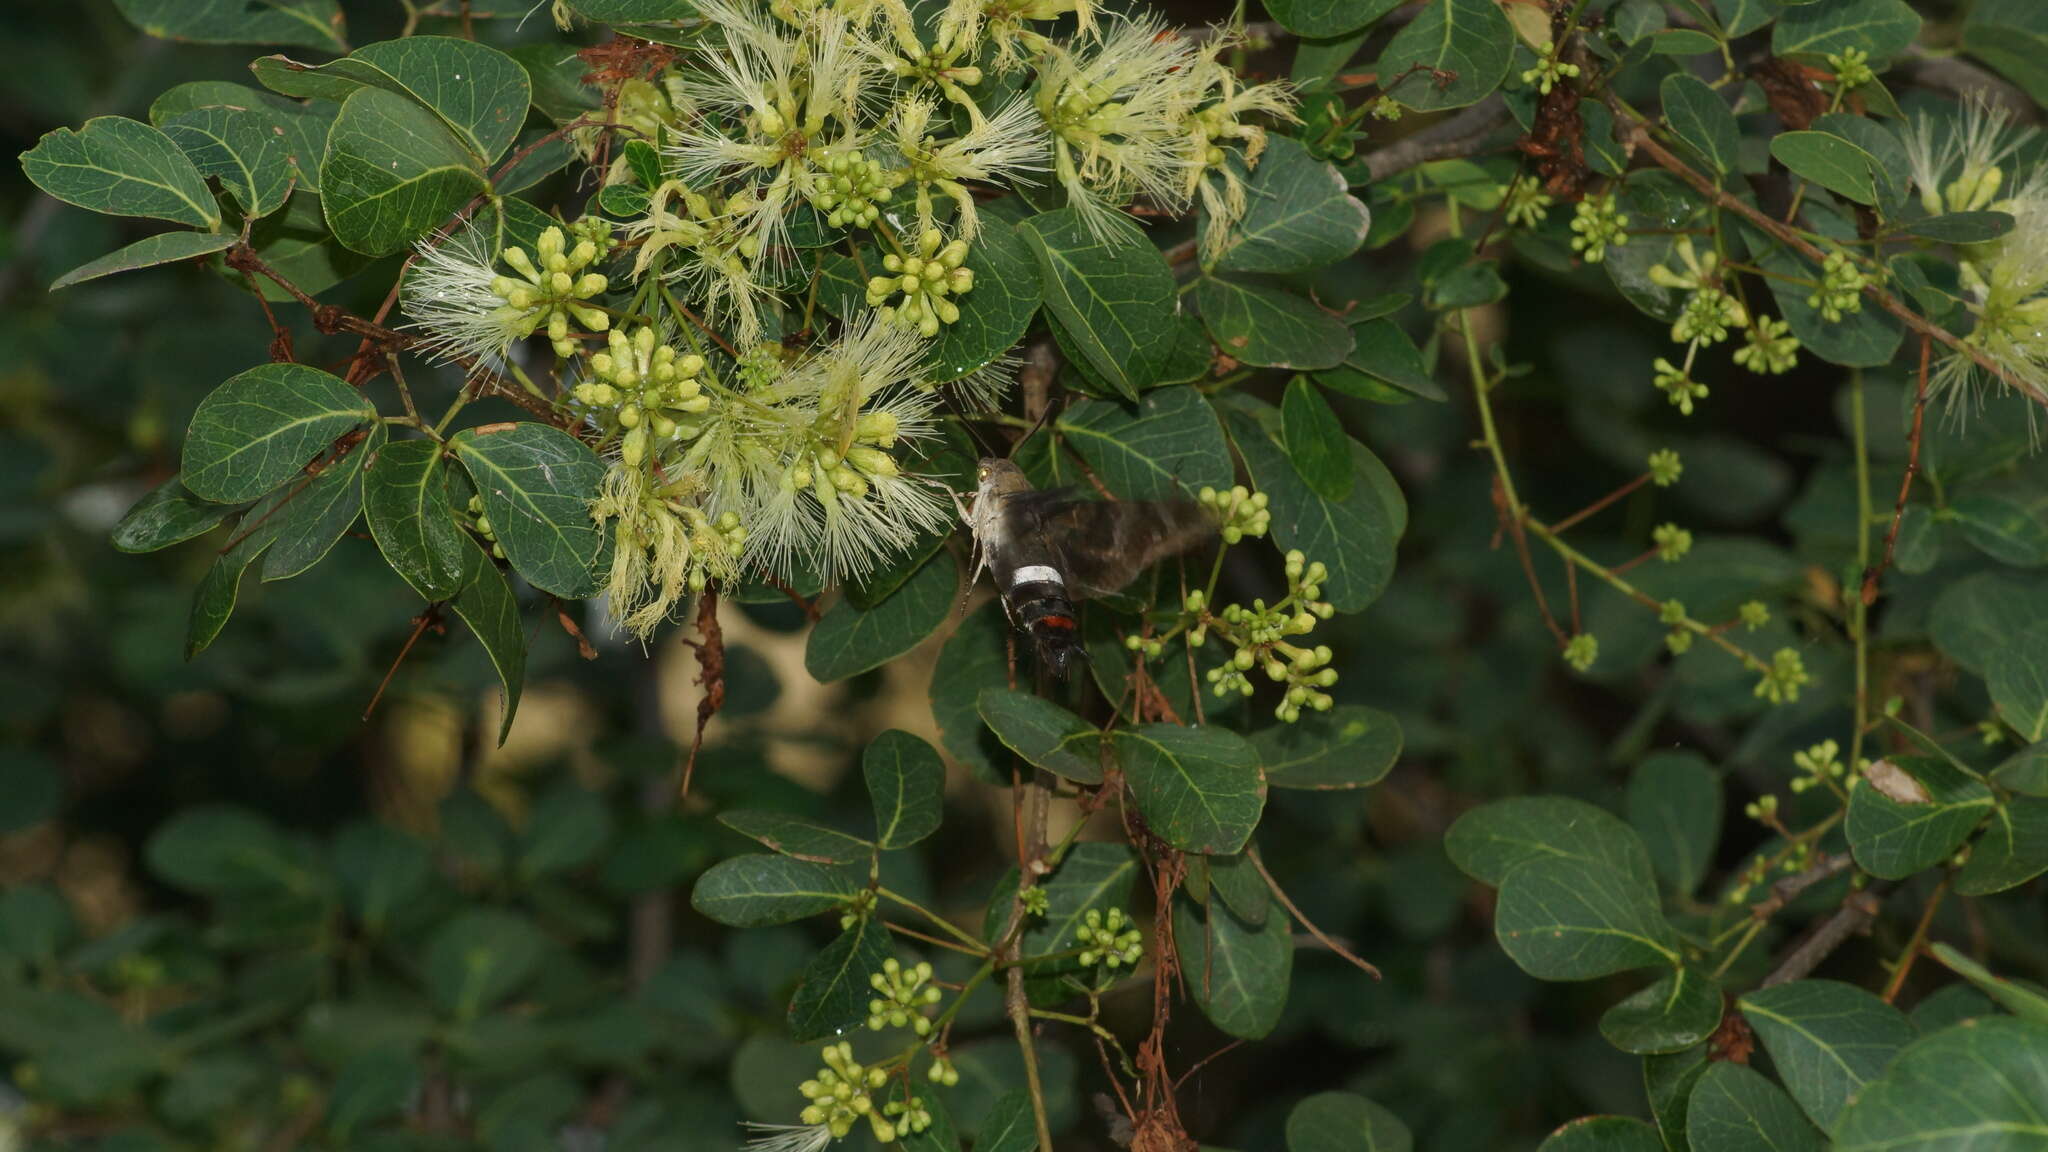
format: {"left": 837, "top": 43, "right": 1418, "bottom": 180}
{"left": 1037, "top": 615, "right": 1076, "bottom": 631}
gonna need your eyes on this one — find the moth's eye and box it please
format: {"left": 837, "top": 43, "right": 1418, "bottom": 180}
{"left": 976, "top": 465, "right": 989, "bottom": 481}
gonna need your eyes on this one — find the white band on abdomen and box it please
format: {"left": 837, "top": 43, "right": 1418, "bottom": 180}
{"left": 1010, "top": 564, "right": 1064, "bottom": 589}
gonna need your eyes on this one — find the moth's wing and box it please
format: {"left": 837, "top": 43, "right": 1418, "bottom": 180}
{"left": 1015, "top": 494, "right": 1215, "bottom": 599}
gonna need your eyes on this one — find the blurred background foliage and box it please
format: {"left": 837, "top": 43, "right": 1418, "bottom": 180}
{"left": 4, "top": 1, "right": 2048, "bottom": 1150}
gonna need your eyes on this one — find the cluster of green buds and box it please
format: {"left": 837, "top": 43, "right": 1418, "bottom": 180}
{"left": 1019, "top": 885, "right": 1049, "bottom": 917}
{"left": 1724, "top": 853, "right": 1773, "bottom": 905}
{"left": 1732, "top": 315, "right": 1800, "bottom": 374}
{"left": 1739, "top": 601, "right": 1771, "bottom": 631}
{"left": 1569, "top": 192, "right": 1629, "bottom": 263}
{"left": 1753, "top": 647, "right": 1811, "bottom": 704}
{"left": 1809, "top": 250, "right": 1870, "bottom": 322}
{"left": 1648, "top": 239, "right": 1746, "bottom": 346}
{"left": 1197, "top": 484, "right": 1271, "bottom": 544}
{"left": 1190, "top": 551, "right": 1339, "bottom": 721}
{"left": 797, "top": 1042, "right": 893, "bottom": 1141}
{"left": 868, "top": 228, "right": 974, "bottom": 337}
{"left": 881, "top": 1093, "right": 934, "bottom": 1137}
{"left": 1741, "top": 791, "right": 1780, "bottom": 825}
{"left": 465, "top": 494, "right": 505, "bottom": 561}
{"left": 1652, "top": 523, "right": 1692, "bottom": 563}
{"left": 575, "top": 326, "right": 713, "bottom": 467}
{"left": 492, "top": 226, "right": 611, "bottom": 358}
{"left": 1564, "top": 632, "right": 1598, "bottom": 673}
{"left": 810, "top": 151, "right": 901, "bottom": 229}
{"left": 1827, "top": 47, "right": 1875, "bottom": 94}
{"left": 866, "top": 958, "right": 943, "bottom": 1036}
{"left": 1189, "top": 101, "right": 1265, "bottom": 175}
{"left": 927, "top": 1055, "right": 960, "bottom": 1086}
{"left": 1519, "top": 41, "right": 1581, "bottom": 96}
{"left": 1791, "top": 739, "right": 1849, "bottom": 794}
{"left": 1660, "top": 600, "right": 1692, "bottom": 654}
{"left": 1652, "top": 356, "right": 1708, "bottom": 415}
{"left": 839, "top": 888, "right": 876, "bottom": 931}
{"left": 1075, "top": 907, "right": 1143, "bottom": 969}
{"left": 1648, "top": 448, "right": 1684, "bottom": 487}
{"left": 1503, "top": 181, "right": 1555, "bottom": 229}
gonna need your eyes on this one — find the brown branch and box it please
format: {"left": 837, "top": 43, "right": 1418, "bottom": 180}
{"left": 1762, "top": 889, "right": 1882, "bottom": 987}
{"left": 1749, "top": 851, "right": 1855, "bottom": 920}
{"left": 1364, "top": 93, "right": 1512, "bottom": 183}
{"left": 679, "top": 588, "right": 725, "bottom": 799}
{"left": 1882, "top": 877, "right": 1950, "bottom": 1003}
{"left": 1864, "top": 335, "right": 1932, "bottom": 604}
{"left": 1550, "top": 473, "right": 1651, "bottom": 535}
{"left": 1624, "top": 120, "right": 2048, "bottom": 412}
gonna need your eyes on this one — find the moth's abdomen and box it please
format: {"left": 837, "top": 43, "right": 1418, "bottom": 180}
{"left": 1007, "top": 565, "right": 1082, "bottom": 679}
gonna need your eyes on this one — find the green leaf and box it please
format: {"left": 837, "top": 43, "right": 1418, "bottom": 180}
{"left": 145, "top": 805, "right": 308, "bottom": 894}
{"left": 21, "top": 116, "right": 220, "bottom": 230}
{"left": 976, "top": 689, "right": 1104, "bottom": 784}
{"left": 1951, "top": 489, "right": 2048, "bottom": 566}
{"left": 1020, "top": 209, "right": 1178, "bottom": 400}
{"left": 112, "top": 0, "right": 345, "bottom": 50}
{"left": 260, "top": 422, "right": 384, "bottom": 581}
{"left": 1252, "top": 704, "right": 1401, "bottom": 789}
{"left": 1172, "top": 896, "right": 1291, "bottom": 1040}
{"left": 1283, "top": 376, "right": 1353, "bottom": 500}
{"left": 1963, "top": 0, "right": 2048, "bottom": 108}
{"left": 975, "top": 1092, "right": 1039, "bottom": 1152}
{"left": 1285, "top": 1091, "right": 1412, "bottom": 1152}
{"left": 1715, "top": 0, "right": 1782, "bottom": 38}
{"left": 1213, "top": 136, "right": 1372, "bottom": 273}
{"left": 1645, "top": 1047, "right": 1709, "bottom": 1151}
{"left": 1835, "top": 1017, "right": 2048, "bottom": 1151}
{"left": 321, "top": 87, "right": 487, "bottom": 257}
{"left": 1955, "top": 796, "right": 2048, "bottom": 895}
{"left": 258, "top": 38, "right": 529, "bottom": 166}
{"left": 333, "top": 822, "right": 430, "bottom": 934}
{"left": 690, "top": 855, "right": 863, "bottom": 927}
{"left": 1316, "top": 319, "right": 1444, "bottom": 402}
{"left": 181, "top": 363, "right": 374, "bottom": 504}
{"left": 449, "top": 422, "right": 607, "bottom": 599}
{"left": 717, "top": 811, "right": 872, "bottom": 865}
{"left": 1737, "top": 979, "right": 1913, "bottom": 1132}
{"left": 51, "top": 230, "right": 237, "bottom": 290}
{"left": 1194, "top": 277, "right": 1354, "bottom": 371}
{"left": 448, "top": 538, "right": 525, "bottom": 744}
{"left": 517, "top": 784, "right": 611, "bottom": 877}
{"left": 363, "top": 438, "right": 468, "bottom": 601}
{"left": 1598, "top": 967, "right": 1723, "bottom": 1055}
{"left": 1493, "top": 851, "right": 1680, "bottom": 979}
{"left": 1114, "top": 724, "right": 1265, "bottom": 854}
{"left": 930, "top": 216, "right": 1039, "bottom": 382}
{"left": 162, "top": 106, "right": 290, "bottom": 219}
{"left": 1772, "top": 0, "right": 1920, "bottom": 60}
{"left": 1536, "top": 1117, "right": 1666, "bottom": 1152}
{"left": 111, "top": 478, "right": 239, "bottom": 553}
{"left": 1446, "top": 796, "right": 1650, "bottom": 885}
{"left": 1685, "top": 1063, "right": 1823, "bottom": 1152}
{"left": 805, "top": 553, "right": 956, "bottom": 682}
{"left": 864, "top": 730, "right": 945, "bottom": 850}
{"left": 1661, "top": 74, "right": 1739, "bottom": 175}
{"left": 424, "top": 909, "right": 546, "bottom": 1019}
{"left": 1056, "top": 386, "right": 1232, "bottom": 501}
{"left": 1374, "top": 0, "right": 1515, "bottom": 112}
{"left": 186, "top": 496, "right": 280, "bottom": 658}
{"left": 928, "top": 600, "right": 1011, "bottom": 782}
{"left": 1266, "top": 0, "right": 1402, "bottom": 38}
{"left": 1993, "top": 740, "right": 2048, "bottom": 797}
{"left": 1901, "top": 211, "right": 2015, "bottom": 244}
{"left": 1625, "top": 750, "right": 1721, "bottom": 896}
{"left": 1845, "top": 755, "right": 1994, "bottom": 879}
{"left": 1649, "top": 28, "right": 1721, "bottom": 54}
{"left": 787, "top": 916, "right": 892, "bottom": 1043}
{"left": 1223, "top": 403, "right": 1402, "bottom": 612}
{"left": 1928, "top": 942, "right": 2048, "bottom": 1026}
{"left": 1204, "top": 848, "right": 1270, "bottom": 926}
{"left": 1770, "top": 131, "right": 1878, "bottom": 205}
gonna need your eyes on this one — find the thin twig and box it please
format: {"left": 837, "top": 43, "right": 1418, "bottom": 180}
{"left": 1865, "top": 335, "right": 1932, "bottom": 604}
{"left": 1364, "top": 94, "right": 1513, "bottom": 183}
{"left": 1247, "top": 848, "right": 1381, "bottom": 979}
{"left": 1762, "top": 890, "right": 1882, "bottom": 987}
{"left": 1882, "top": 877, "right": 1950, "bottom": 1003}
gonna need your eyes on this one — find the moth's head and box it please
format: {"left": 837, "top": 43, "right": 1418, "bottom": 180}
{"left": 976, "top": 457, "right": 1029, "bottom": 495}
